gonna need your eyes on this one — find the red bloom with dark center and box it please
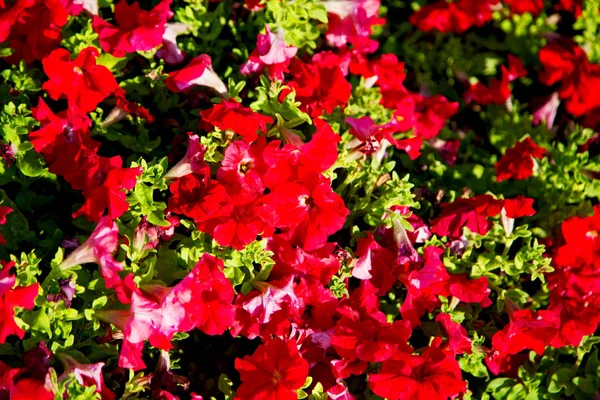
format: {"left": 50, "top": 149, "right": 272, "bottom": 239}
{"left": 209, "top": 196, "right": 275, "bottom": 250}
{"left": 218, "top": 138, "right": 269, "bottom": 202}
{"left": 368, "top": 339, "right": 467, "bottom": 400}
{"left": 410, "top": 0, "right": 499, "bottom": 34}
{"left": 200, "top": 99, "right": 274, "bottom": 143}
{"left": 73, "top": 155, "right": 142, "bottom": 221}
{"left": 430, "top": 194, "right": 504, "bottom": 238}
{"left": 284, "top": 58, "right": 352, "bottom": 117}
{"left": 235, "top": 337, "right": 309, "bottom": 400}
{"left": 0, "top": 260, "right": 39, "bottom": 343}
{"left": 495, "top": 137, "right": 545, "bottom": 181}
{"left": 267, "top": 174, "right": 349, "bottom": 251}
{"left": 92, "top": 0, "right": 173, "bottom": 57}
{"left": 1, "top": 0, "right": 68, "bottom": 65}
{"left": 168, "top": 174, "right": 232, "bottom": 223}
{"left": 30, "top": 99, "right": 99, "bottom": 178}
{"left": 42, "top": 47, "right": 119, "bottom": 113}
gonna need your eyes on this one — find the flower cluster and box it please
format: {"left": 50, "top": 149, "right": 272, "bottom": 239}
{"left": 0, "top": 0, "right": 599, "bottom": 399}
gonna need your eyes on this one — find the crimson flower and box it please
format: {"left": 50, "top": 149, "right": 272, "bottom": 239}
{"left": 436, "top": 313, "right": 472, "bottom": 355}
{"left": 486, "top": 309, "right": 560, "bottom": 375}
{"left": 234, "top": 337, "right": 309, "bottom": 400}
{"left": 30, "top": 99, "right": 98, "bottom": 179}
{"left": 330, "top": 317, "right": 412, "bottom": 364}
{"left": 495, "top": 137, "right": 545, "bottom": 181}
{"left": 165, "top": 54, "right": 227, "bottom": 96}
{"left": 0, "top": 261, "right": 39, "bottom": 343}
{"left": 267, "top": 173, "right": 349, "bottom": 251}
{"left": 410, "top": 0, "right": 499, "bottom": 34}
{"left": 59, "top": 216, "right": 124, "bottom": 290}
{"left": 430, "top": 194, "right": 504, "bottom": 238}
{"left": 368, "top": 339, "right": 466, "bottom": 400}
{"left": 168, "top": 174, "right": 232, "bottom": 223}
{"left": 145, "top": 254, "right": 235, "bottom": 336}
{"left": 42, "top": 47, "right": 119, "bottom": 113}
{"left": 385, "top": 92, "right": 459, "bottom": 140}
{"left": 73, "top": 155, "right": 142, "bottom": 221}
{"left": 200, "top": 99, "right": 273, "bottom": 143}
{"left": 92, "top": 0, "right": 173, "bottom": 57}
{"left": 284, "top": 58, "right": 352, "bottom": 117}
{"left": 539, "top": 39, "right": 600, "bottom": 117}
{"left": 0, "top": 0, "right": 68, "bottom": 65}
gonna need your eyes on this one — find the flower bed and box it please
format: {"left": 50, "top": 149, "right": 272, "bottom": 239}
{"left": 0, "top": 0, "right": 599, "bottom": 399}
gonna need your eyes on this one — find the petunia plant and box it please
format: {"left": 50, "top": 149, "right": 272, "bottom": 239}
{"left": 0, "top": 0, "right": 600, "bottom": 399}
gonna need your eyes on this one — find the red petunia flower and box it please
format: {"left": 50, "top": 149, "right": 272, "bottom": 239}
{"left": 92, "top": 0, "right": 173, "bottom": 57}
{"left": 331, "top": 317, "right": 412, "bottom": 364}
{"left": 436, "top": 313, "right": 472, "bottom": 355}
{"left": 0, "top": 260, "right": 39, "bottom": 343}
{"left": 165, "top": 54, "right": 227, "bottom": 96}
{"left": 284, "top": 58, "right": 352, "bottom": 117}
{"left": 30, "top": 99, "right": 99, "bottom": 179}
{"left": 368, "top": 338, "right": 467, "bottom": 400}
{"left": 495, "top": 137, "right": 545, "bottom": 181}
{"left": 59, "top": 216, "right": 124, "bottom": 290}
{"left": 430, "top": 194, "right": 504, "bottom": 238}
{"left": 410, "top": 0, "right": 499, "bottom": 34}
{"left": 1, "top": 0, "right": 68, "bottom": 65}
{"left": 539, "top": 39, "right": 600, "bottom": 117}
{"left": 72, "top": 155, "right": 142, "bottom": 221}
{"left": 168, "top": 174, "right": 233, "bottom": 224}
{"left": 143, "top": 254, "right": 235, "bottom": 336}
{"left": 42, "top": 47, "right": 119, "bottom": 113}
{"left": 241, "top": 26, "right": 298, "bottom": 80}
{"left": 200, "top": 98, "right": 274, "bottom": 143}
{"left": 235, "top": 337, "right": 309, "bottom": 400}
{"left": 267, "top": 173, "right": 349, "bottom": 251}
{"left": 485, "top": 309, "right": 560, "bottom": 375}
